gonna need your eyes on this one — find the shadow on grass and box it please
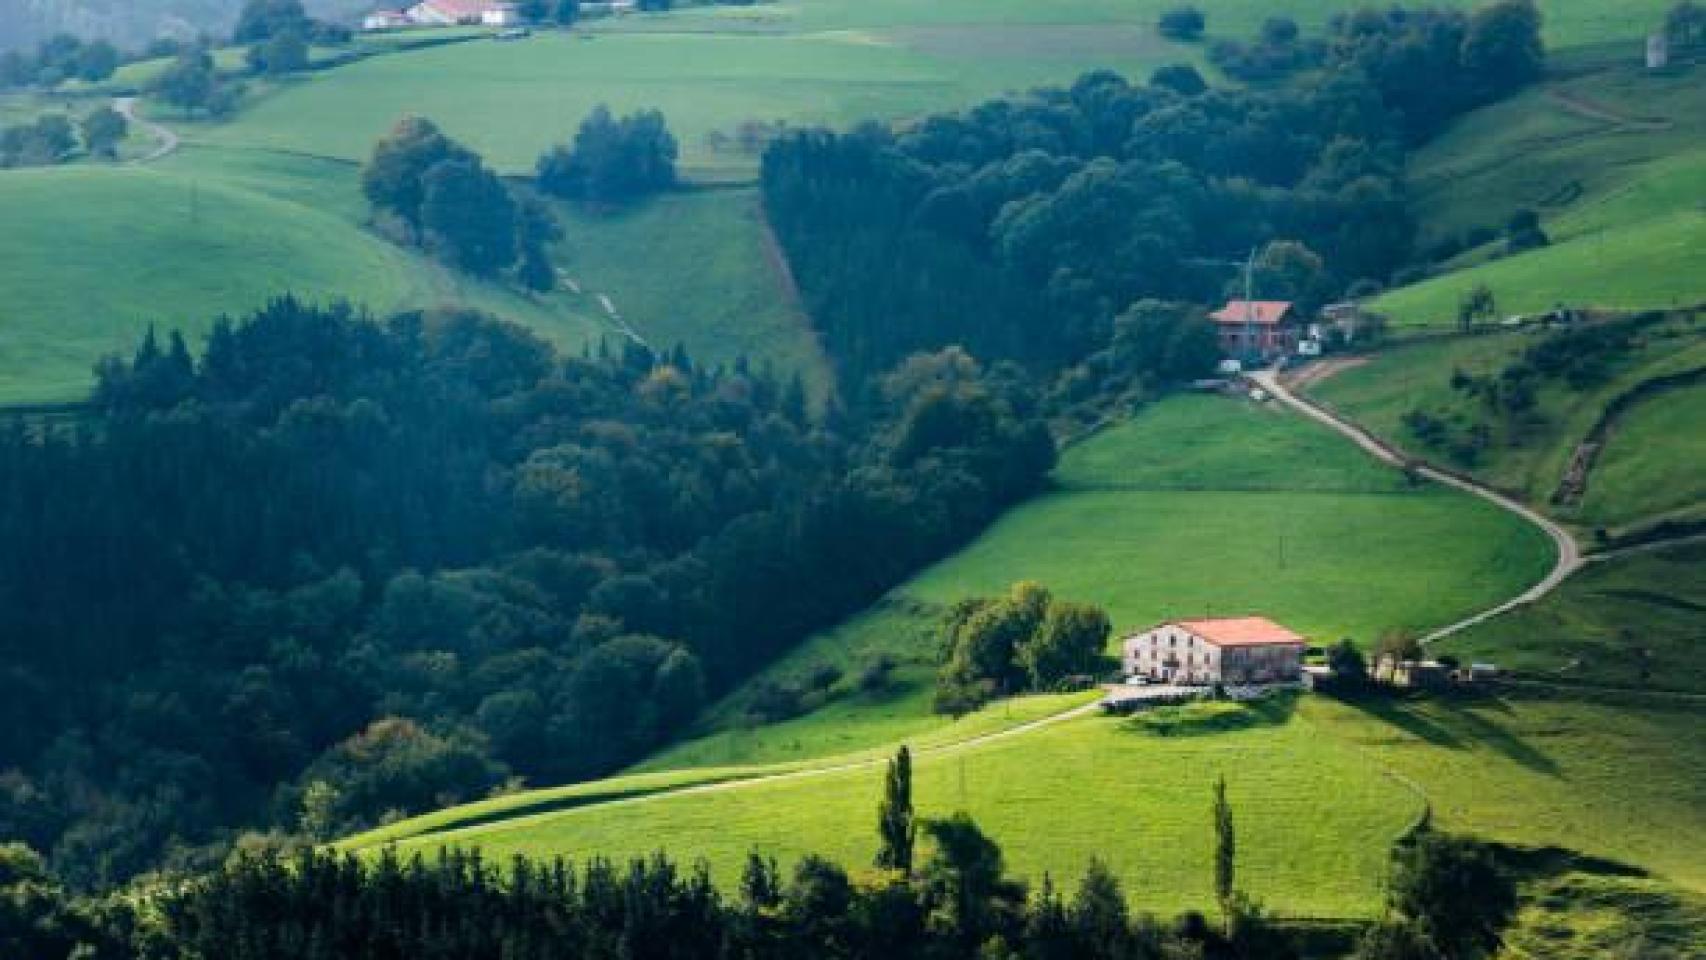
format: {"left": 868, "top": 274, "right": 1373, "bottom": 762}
{"left": 1125, "top": 692, "right": 1299, "bottom": 737}
{"left": 1337, "top": 691, "right": 1561, "bottom": 776}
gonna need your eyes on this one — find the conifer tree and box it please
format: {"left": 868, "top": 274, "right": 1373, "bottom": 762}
{"left": 875, "top": 745, "right": 916, "bottom": 874}
{"left": 1213, "top": 774, "right": 1236, "bottom": 932}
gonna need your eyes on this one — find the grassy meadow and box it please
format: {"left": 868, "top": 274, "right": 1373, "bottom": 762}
{"left": 363, "top": 696, "right": 1426, "bottom": 921}
{"left": 350, "top": 689, "right": 1706, "bottom": 918}
{"left": 1306, "top": 317, "right": 1706, "bottom": 525}
{"left": 188, "top": 27, "right": 1180, "bottom": 179}
{"left": 0, "top": 149, "right": 611, "bottom": 403}
{"left": 1577, "top": 381, "right": 1706, "bottom": 528}
{"left": 1312, "top": 691, "right": 1706, "bottom": 895}
{"left": 1375, "top": 61, "right": 1706, "bottom": 328}
{"left": 630, "top": 393, "right": 1554, "bottom": 770}
{"left": 1441, "top": 541, "right": 1706, "bottom": 695}
{"left": 550, "top": 188, "right": 834, "bottom": 399}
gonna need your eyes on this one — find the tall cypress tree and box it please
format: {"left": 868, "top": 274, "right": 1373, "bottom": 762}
{"left": 1213, "top": 774, "right": 1236, "bottom": 931}
{"left": 875, "top": 745, "right": 915, "bottom": 874}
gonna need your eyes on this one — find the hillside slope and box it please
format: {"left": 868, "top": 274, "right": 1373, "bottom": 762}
{"left": 1374, "top": 58, "right": 1706, "bottom": 328}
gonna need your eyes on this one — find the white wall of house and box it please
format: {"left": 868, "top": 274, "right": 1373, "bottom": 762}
{"left": 1122, "top": 625, "right": 1303, "bottom": 684}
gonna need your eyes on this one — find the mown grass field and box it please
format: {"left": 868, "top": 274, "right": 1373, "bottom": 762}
{"left": 0, "top": 142, "right": 833, "bottom": 404}
{"left": 188, "top": 27, "right": 1180, "bottom": 179}
{"left": 632, "top": 394, "right": 1553, "bottom": 770}
{"left": 364, "top": 696, "right": 1426, "bottom": 920}
{"left": 353, "top": 689, "right": 1706, "bottom": 918}
{"left": 1375, "top": 60, "right": 1706, "bottom": 327}
{"left": 550, "top": 188, "right": 834, "bottom": 399}
{"left": 1442, "top": 541, "right": 1706, "bottom": 695}
{"left": 1311, "top": 691, "right": 1706, "bottom": 895}
{"left": 1307, "top": 317, "right": 1706, "bottom": 525}
{"left": 0, "top": 148, "right": 610, "bottom": 403}
{"left": 1578, "top": 381, "right": 1706, "bottom": 528}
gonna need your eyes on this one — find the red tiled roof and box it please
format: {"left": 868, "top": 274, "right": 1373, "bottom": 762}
{"left": 418, "top": 0, "right": 492, "bottom": 17}
{"left": 1171, "top": 616, "right": 1306, "bottom": 647}
{"left": 1209, "top": 300, "right": 1294, "bottom": 325}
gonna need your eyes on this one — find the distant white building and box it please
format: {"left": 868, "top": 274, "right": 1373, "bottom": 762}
{"left": 1647, "top": 32, "right": 1670, "bottom": 70}
{"left": 362, "top": 9, "right": 411, "bottom": 29}
{"left": 1122, "top": 616, "right": 1307, "bottom": 685}
{"left": 481, "top": 2, "right": 522, "bottom": 25}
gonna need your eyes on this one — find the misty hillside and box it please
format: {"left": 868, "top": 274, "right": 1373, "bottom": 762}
{"left": 0, "top": 0, "right": 370, "bottom": 51}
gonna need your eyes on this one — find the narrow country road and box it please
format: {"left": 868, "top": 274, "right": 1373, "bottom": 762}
{"left": 383, "top": 370, "right": 1605, "bottom": 847}
{"left": 381, "top": 699, "right": 1105, "bottom": 848}
{"left": 1249, "top": 369, "right": 1584, "bottom": 644}
{"left": 115, "top": 97, "right": 180, "bottom": 164}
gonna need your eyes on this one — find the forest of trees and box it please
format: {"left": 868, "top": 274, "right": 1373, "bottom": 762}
{"left": 0, "top": 299, "right": 1053, "bottom": 888}
{"left": 761, "top": 3, "right": 1546, "bottom": 389}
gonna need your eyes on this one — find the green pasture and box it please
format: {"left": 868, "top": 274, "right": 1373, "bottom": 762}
{"left": 1442, "top": 541, "right": 1706, "bottom": 694}
{"left": 1408, "top": 63, "right": 1706, "bottom": 247}
{"left": 344, "top": 690, "right": 1092, "bottom": 850}
{"left": 187, "top": 29, "right": 1181, "bottom": 178}
{"left": 1578, "top": 381, "right": 1706, "bottom": 527}
{"left": 638, "top": 395, "right": 1553, "bottom": 771}
{"left": 1499, "top": 869, "right": 1706, "bottom": 960}
{"left": 367, "top": 697, "right": 1425, "bottom": 920}
{"left": 686, "top": 0, "right": 1670, "bottom": 49}
{"left": 1371, "top": 212, "right": 1706, "bottom": 328}
{"left": 0, "top": 143, "right": 841, "bottom": 404}
{"left": 1381, "top": 62, "right": 1706, "bottom": 327}
{"left": 550, "top": 189, "right": 833, "bottom": 399}
{"left": 0, "top": 150, "right": 606, "bottom": 403}
{"left": 1312, "top": 691, "right": 1706, "bottom": 894}
{"left": 352, "top": 690, "right": 1705, "bottom": 918}
{"left": 1308, "top": 319, "right": 1706, "bottom": 520}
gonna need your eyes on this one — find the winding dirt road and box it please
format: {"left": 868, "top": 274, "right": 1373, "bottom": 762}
{"left": 115, "top": 97, "right": 180, "bottom": 164}
{"left": 1249, "top": 370, "right": 1583, "bottom": 644}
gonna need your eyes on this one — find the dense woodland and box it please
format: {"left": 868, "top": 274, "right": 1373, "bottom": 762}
{"left": 762, "top": 2, "right": 1545, "bottom": 387}
{"left": 0, "top": 300, "right": 1052, "bottom": 888}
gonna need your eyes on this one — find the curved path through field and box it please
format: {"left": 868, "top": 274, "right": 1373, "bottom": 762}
{"left": 1249, "top": 369, "right": 1583, "bottom": 644}
{"left": 115, "top": 97, "right": 180, "bottom": 164}
{"left": 367, "top": 698, "right": 1105, "bottom": 849}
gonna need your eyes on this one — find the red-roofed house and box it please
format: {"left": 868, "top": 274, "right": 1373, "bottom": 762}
{"left": 1209, "top": 300, "right": 1300, "bottom": 363}
{"left": 1122, "top": 616, "right": 1307, "bottom": 684}
{"left": 405, "top": 0, "right": 519, "bottom": 24}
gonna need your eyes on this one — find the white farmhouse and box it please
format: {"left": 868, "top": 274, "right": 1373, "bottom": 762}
{"left": 1121, "top": 616, "right": 1306, "bottom": 685}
